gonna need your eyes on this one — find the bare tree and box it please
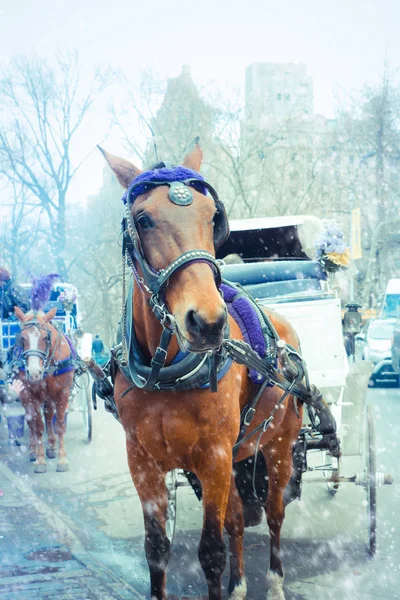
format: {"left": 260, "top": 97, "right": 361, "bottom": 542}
{"left": 0, "top": 52, "right": 113, "bottom": 278}
{"left": 67, "top": 170, "right": 122, "bottom": 344}
{"left": 0, "top": 180, "right": 48, "bottom": 277}
{"left": 335, "top": 67, "right": 400, "bottom": 304}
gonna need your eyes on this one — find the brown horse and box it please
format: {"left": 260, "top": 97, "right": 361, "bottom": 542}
{"left": 14, "top": 306, "right": 74, "bottom": 473}
{"left": 102, "top": 142, "right": 305, "bottom": 600}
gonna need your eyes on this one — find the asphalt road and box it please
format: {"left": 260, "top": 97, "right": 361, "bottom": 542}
{"left": 1, "top": 385, "right": 399, "bottom": 599}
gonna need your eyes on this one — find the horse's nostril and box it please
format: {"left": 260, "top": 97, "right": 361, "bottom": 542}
{"left": 215, "top": 309, "right": 227, "bottom": 332}
{"left": 186, "top": 309, "right": 202, "bottom": 335}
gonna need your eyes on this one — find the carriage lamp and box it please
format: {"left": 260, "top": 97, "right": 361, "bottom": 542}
{"left": 343, "top": 303, "right": 362, "bottom": 335}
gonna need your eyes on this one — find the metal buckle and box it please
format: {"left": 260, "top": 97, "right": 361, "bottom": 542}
{"left": 244, "top": 407, "right": 256, "bottom": 426}
{"left": 155, "top": 346, "right": 168, "bottom": 360}
{"left": 161, "top": 313, "right": 175, "bottom": 329}
{"left": 263, "top": 417, "right": 272, "bottom": 432}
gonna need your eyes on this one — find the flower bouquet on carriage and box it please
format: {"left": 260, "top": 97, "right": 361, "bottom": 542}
{"left": 314, "top": 221, "right": 351, "bottom": 287}
{"left": 57, "top": 289, "right": 78, "bottom": 334}
{"left": 57, "top": 289, "right": 77, "bottom": 313}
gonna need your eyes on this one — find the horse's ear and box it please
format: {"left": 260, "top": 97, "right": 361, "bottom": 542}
{"left": 14, "top": 307, "right": 25, "bottom": 321}
{"left": 97, "top": 146, "right": 142, "bottom": 189}
{"left": 44, "top": 307, "right": 57, "bottom": 323}
{"left": 182, "top": 137, "right": 203, "bottom": 172}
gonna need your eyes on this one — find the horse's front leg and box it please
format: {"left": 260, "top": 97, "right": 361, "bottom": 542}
{"left": 225, "top": 473, "right": 246, "bottom": 599}
{"left": 54, "top": 387, "right": 70, "bottom": 472}
{"left": 126, "top": 440, "right": 171, "bottom": 600}
{"left": 262, "top": 439, "right": 294, "bottom": 600}
{"left": 21, "top": 395, "right": 46, "bottom": 473}
{"left": 43, "top": 399, "right": 57, "bottom": 459}
{"left": 197, "top": 443, "right": 232, "bottom": 600}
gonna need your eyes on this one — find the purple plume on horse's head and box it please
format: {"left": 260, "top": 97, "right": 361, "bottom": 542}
{"left": 30, "top": 273, "right": 60, "bottom": 311}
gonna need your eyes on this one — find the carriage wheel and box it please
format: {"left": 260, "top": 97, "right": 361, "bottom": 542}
{"left": 366, "top": 405, "right": 377, "bottom": 556}
{"left": 323, "top": 453, "right": 340, "bottom": 496}
{"left": 165, "top": 470, "right": 178, "bottom": 544}
{"left": 76, "top": 373, "right": 92, "bottom": 444}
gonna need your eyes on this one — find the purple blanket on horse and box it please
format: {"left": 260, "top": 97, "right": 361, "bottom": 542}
{"left": 220, "top": 282, "right": 268, "bottom": 384}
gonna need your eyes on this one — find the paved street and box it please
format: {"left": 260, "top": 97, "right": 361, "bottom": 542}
{"left": 0, "top": 386, "right": 399, "bottom": 599}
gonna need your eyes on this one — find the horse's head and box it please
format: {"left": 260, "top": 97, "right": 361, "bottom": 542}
{"left": 15, "top": 307, "right": 57, "bottom": 381}
{"left": 101, "top": 140, "right": 230, "bottom": 353}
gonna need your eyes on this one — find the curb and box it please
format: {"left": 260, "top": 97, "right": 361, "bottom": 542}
{"left": 0, "top": 459, "right": 144, "bottom": 599}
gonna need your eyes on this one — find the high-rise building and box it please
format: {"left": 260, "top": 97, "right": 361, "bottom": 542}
{"left": 245, "top": 62, "right": 314, "bottom": 122}
{"left": 145, "top": 65, "right": 213, "bottom": 167}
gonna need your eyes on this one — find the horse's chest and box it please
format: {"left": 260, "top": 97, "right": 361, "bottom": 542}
{"left": 121, "top": 393, "right": 217, "bottom": 458}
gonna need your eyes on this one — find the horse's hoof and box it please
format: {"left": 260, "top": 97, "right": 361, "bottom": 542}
{"left": 34, "top": 463, "right": 47, "bottom": 474}
{"left": 46, "top": 448, "right": 57, "bottom": 459}
{"left": 29, "top": 452, "right": 36, "bottom": 462}
{"left": 229, "top": 578, "right": 247, "bottom": 599}
{"left": 243, "top": 503, "right": 263, "bottom": 527}
{"left": 267, "top": 572, "right": 285, "bottom": 600}
{"left": 56, "top": 462, "right": 69, "bottom": 472}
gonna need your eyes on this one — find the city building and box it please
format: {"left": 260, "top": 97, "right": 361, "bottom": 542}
{"left": 245, "top": 62, "right": 314, "bottom": 123}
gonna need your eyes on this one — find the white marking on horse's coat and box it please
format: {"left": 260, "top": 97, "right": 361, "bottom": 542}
{"left": 27, "top": 327, "right": 42, "bottom": 378}
{"left": 267, "top": 571, "right": 285, "bottom": 600}
{"left": 229, "top": 578, "right": 247, "bottom": 599}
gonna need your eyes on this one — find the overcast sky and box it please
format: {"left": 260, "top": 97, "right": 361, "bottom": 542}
{"left": 1, "top": 0, "right": 399, "bottom": 200}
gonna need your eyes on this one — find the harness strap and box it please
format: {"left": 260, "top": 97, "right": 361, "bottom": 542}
{"left": 122, "top": 277, "right": 174, "bottom": 390}
{"left": 129, "top": 327, "right": 173, "bottom": 390}
{"left": 232, "top": 378, "right": 269, "bottom": 458}
{"left": 233, "top": 373, "right": 300, "bottom": 453}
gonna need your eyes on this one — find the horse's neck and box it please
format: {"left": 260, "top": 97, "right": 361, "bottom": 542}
{"left": 133, "top": 290, "right": 179, "bottom": 363}
{"left": 48, "top": 326, "right": 69, "bottom": 361}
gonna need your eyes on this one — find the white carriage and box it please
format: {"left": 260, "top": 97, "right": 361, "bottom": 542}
{"left": 165, "top": 215, "right": 393, "bottom": 553}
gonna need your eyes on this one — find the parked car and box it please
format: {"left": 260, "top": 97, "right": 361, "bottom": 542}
{"left": 356, "top": 318, "right": 398, "bottom": 386}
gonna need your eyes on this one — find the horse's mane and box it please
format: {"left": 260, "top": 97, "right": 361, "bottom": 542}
{"left": 30, "top": 273, "right": 59, "bottom": 311}
{"left": 149, "top": 161, "right": 175, "bottom": 170}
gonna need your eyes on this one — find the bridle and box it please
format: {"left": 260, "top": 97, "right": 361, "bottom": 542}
{"left": 17, "top": 318, "right": 58, "bottom": 380}
{"left": 119, "top": 167, "right": 230, "bottom": 388}
{"left": 122, "top": 173, "right": 229, "bottom": 326}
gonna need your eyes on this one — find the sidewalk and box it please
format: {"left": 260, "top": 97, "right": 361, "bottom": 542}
{"left": 0, "top": 456, "right": 144, "bottom": 600}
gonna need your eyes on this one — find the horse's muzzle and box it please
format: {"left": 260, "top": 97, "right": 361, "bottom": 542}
{"left": 183, "top": 306, "right": 227, "bottom": 352}
{"left": 27, "top": 369, "right": 44, "bottom": 382}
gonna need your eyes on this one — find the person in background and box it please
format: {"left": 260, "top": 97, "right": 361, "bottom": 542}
{"left": 92, "top": 334, "right": 105, "bottom": 362}
{"left": 0, "top": 268, "right": 30, "bottom": 374}
{"left": 0, "top": 268, "right": 30, "bottom": 320}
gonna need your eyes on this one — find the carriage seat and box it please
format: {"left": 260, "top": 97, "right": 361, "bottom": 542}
{"left": 223, "top": 260, "right": 327, "bottom": 302}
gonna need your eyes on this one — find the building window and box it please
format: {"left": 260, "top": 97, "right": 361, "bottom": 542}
{"left": 285, "top": 94, "right": 291, "bottom": 101}
{"left": 277, "top": 93, "right": 282, "bottom": 101}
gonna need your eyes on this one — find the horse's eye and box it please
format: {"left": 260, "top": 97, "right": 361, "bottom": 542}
{"left": 211, "top": 209, "right": 219, "bottom": 226}
{"left": 136, "top": 214, "right": 154, "bottom": 231}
